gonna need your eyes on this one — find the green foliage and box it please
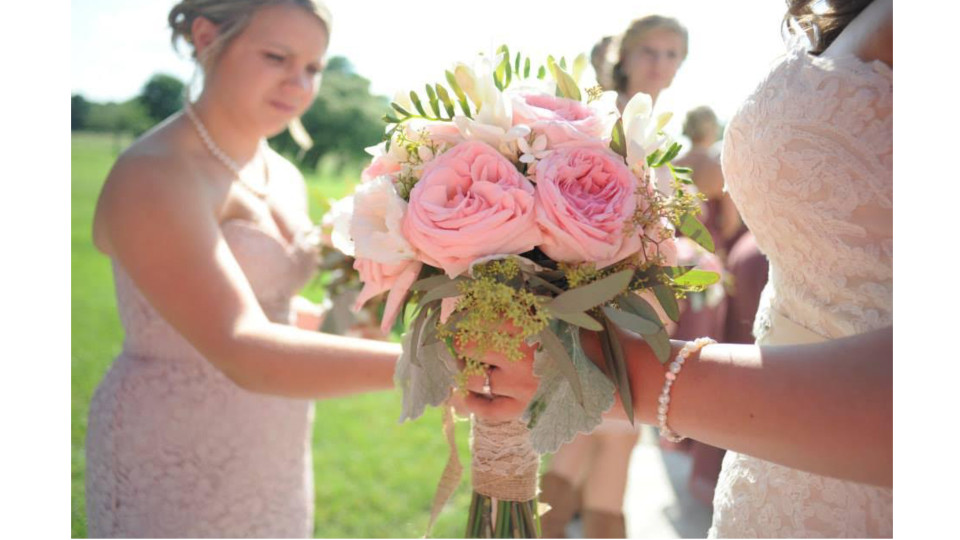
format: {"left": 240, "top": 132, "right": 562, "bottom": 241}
{"left": 83, "top": 99, "right": 152, "bottom": 136}
{"left": 72, "top": 94, "right": 90, "bottom": 131}
{"left": 138, "top": 73, "right": 185, "bottom": 123}
{"left": 439, "top": 259, "right": 549, "bottom": 381}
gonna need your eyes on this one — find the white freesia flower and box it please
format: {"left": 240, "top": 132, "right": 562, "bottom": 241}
{"left": 622, "top": 92, "right": 672, "bottom": 175}
{"left": 350, "top": 176, "right": 416, "bottom": 264}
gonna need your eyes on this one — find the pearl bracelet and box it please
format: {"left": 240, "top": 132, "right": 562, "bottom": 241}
{"left": 657, "top": 337, "right": 716, "bottom": 443}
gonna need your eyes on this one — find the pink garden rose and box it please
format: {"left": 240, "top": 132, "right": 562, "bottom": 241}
{"left": 535, "top": 143, "right": 651, "bottom": 268}
{"left": 512, "top": 93, "right": 615, "bottom": 147}
{"left": 402, "top": 140, "right": 541, "bottom": 277}
{"left": 353, "top": 258, "right": 423, "bottom": 334}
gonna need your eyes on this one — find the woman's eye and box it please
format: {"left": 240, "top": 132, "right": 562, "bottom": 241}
{"left": 264, "top": 52, "right": 285, "bottom": 63}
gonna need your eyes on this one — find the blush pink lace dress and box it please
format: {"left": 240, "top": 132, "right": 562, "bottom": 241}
{"left": 708, "top": 46, "right": 893, "bottom": 537}
{"left": 85, "top": 182, "right": 320, "bottom": 537}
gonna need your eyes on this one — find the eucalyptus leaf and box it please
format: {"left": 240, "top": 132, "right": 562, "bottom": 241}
{"left": 522, "top": 320, "right": 616, "bottom": 453}
{"left": 674, "top": 269, "right": 721, "bottom": 288}
{"left": 547, "top": 308, "right": 603, "bottom": 331}
{"left": 526, "top": 274, "right": 564, "bottom": 295}
{"left": 599, "top": 320, "right": 634, "bottom": 424}
{"left": 618, "top": 293, "right": 665, "bottom": 329}
{"left": 653, "top": 284, "right": 681, "bottom": 322}
{"left": 678, "top": 212, "right": 716, "bottom": 253}
{"left": 643, "top": 327, "right": 672, "bottom": 364}
{"left": 418, "top": 279, "right": 462, "bottom": 307}
{"left": 411, "top": 274, "right": 456, "bottom": 292}
{"left": 602, "top": 306, "right": 661, "bottom": 335}
{"left": 548, "top": 269, "right": 633, "bottom": 315}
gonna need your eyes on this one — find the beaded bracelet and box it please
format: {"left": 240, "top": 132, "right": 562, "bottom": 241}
{"left": 657, "top": 337, "right": 716, "bottom": 443}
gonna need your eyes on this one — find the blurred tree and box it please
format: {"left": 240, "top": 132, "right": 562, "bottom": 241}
{"left": 269, "top": 55, "right": 387, "bottom": 171}
{"left": 139, "top": 73, "right": 186, "bottom": 123}
{"left": 85, "top": 100, "right": 153, "bottom": 136}
{"left": 72, "top": 94, "right": 91, "bottom": 131}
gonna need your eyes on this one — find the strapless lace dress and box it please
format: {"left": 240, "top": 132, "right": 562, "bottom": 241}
{"left": 85, "top": 193, "right": 319, "bottom": 537}
{"left": 708, "top": 45, "right": 893, "bottom": 537}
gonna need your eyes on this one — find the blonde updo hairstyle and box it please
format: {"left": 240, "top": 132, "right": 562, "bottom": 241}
{"left": 610, "top": 15, "right": 689, "bottom": 94}
{"left": 168, "top": 0, "right": 332, "bottom": 75}
{"left": 682, "top": 106, "right": 719, "bottom": 145}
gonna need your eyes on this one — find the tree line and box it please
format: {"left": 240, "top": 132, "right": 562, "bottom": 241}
{"left": 72, "top": 56, "right": 388, "bottom": 170}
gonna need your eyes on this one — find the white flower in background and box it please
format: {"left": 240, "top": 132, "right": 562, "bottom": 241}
{"left": 325, "top": 195, "right": 356, "bottom": 256}
{"left": 621, "top": 92, "right": 673, "bottom": 176}
{"left": 350, "top": 176, "right": 416, "bottom": 264}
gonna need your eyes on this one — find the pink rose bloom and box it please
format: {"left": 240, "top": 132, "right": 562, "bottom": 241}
{"left": 535, "top": 143, "right": 650, "bottom": 268}
{"left": 403, "top": 141, "right": 541, "bottom": 277}
{"left": 353, "top": 257, "right": 423, "bottom": 333}
{"left": 512, "top": 93, "right": 614, "bottom": 147}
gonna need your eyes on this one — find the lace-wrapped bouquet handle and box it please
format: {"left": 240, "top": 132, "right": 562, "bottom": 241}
{"left": 330, "top": 44, "right": 719, "bottom": 537}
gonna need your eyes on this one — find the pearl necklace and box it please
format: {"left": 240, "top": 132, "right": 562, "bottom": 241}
{"left": 183, "top": 101, "right": 269, "bottom": 198}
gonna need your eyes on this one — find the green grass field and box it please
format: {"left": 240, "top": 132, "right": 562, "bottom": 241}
{"left": 70, "top": 132, "right": 477, "bottom": 538}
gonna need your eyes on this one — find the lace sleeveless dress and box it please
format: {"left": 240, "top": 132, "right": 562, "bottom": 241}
{"left": 85, "top": 184, "right": 320, "bottom": 537}
{"left": 708, "top": 46, "right": 893, "bottom": 537}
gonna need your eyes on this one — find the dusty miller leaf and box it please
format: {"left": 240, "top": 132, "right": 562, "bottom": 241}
{"left": 395, "top": 313, "right": 457, "bottom": 422}
{"left": 522, "top": 320, "right": 615, "bottom": 454}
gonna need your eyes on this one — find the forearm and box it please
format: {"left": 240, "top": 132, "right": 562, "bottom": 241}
{"left": 585, "top": 326, "right": 892, "bottom": 487}
{"left": 213, "top": 321, "right": 400, "bottom": 400}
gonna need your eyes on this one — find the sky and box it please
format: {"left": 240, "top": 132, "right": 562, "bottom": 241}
{"left": 72, "top": 0, "right": 790, "bottom": 132}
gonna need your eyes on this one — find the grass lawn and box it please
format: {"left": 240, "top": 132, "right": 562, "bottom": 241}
{"left": 70, "top": 132, "right": 478, "bottom": 538}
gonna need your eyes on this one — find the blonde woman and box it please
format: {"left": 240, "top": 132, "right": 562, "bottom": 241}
{"left": 84, "top": 1, "right": 400, "bottom": 536}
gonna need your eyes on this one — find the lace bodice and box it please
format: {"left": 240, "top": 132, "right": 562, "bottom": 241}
{"left": 722, "top": 46, "right": 892, "bottom": 340}
{"left": 114, "top": 218, "right": 318, "bottom": 360}
{"left": 707, "top": 47, "right": 893, "bottom": 538}
{"left": 86, "top": 178, "right": 322, "bottom": 537}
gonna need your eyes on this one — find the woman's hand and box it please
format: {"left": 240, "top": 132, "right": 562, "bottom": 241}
{"left": 451, "top": 322, "right": 540, "bottom": 423}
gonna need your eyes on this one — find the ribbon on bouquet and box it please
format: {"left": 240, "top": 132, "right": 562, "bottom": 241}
{"left": 425, "top": 404, "right": 464, "bottom": 537}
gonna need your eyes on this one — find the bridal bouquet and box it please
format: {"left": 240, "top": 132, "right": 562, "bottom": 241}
{"left": 331, "top": 46, "right": 718, "bottom": 538}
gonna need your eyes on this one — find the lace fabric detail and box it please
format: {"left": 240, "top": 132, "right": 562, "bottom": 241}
{"left": 85, "top": 184, "right": 320, "bottom": 537}
{"left": 708, "top": 47, "right": 893, "bottom": 537}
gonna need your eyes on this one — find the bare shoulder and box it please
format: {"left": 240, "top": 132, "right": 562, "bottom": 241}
{"left": 823, "top": 0, "right": 893, "bottom": 67}
{"left": 93, "top": 126, "right": 212, "bottom": 255}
